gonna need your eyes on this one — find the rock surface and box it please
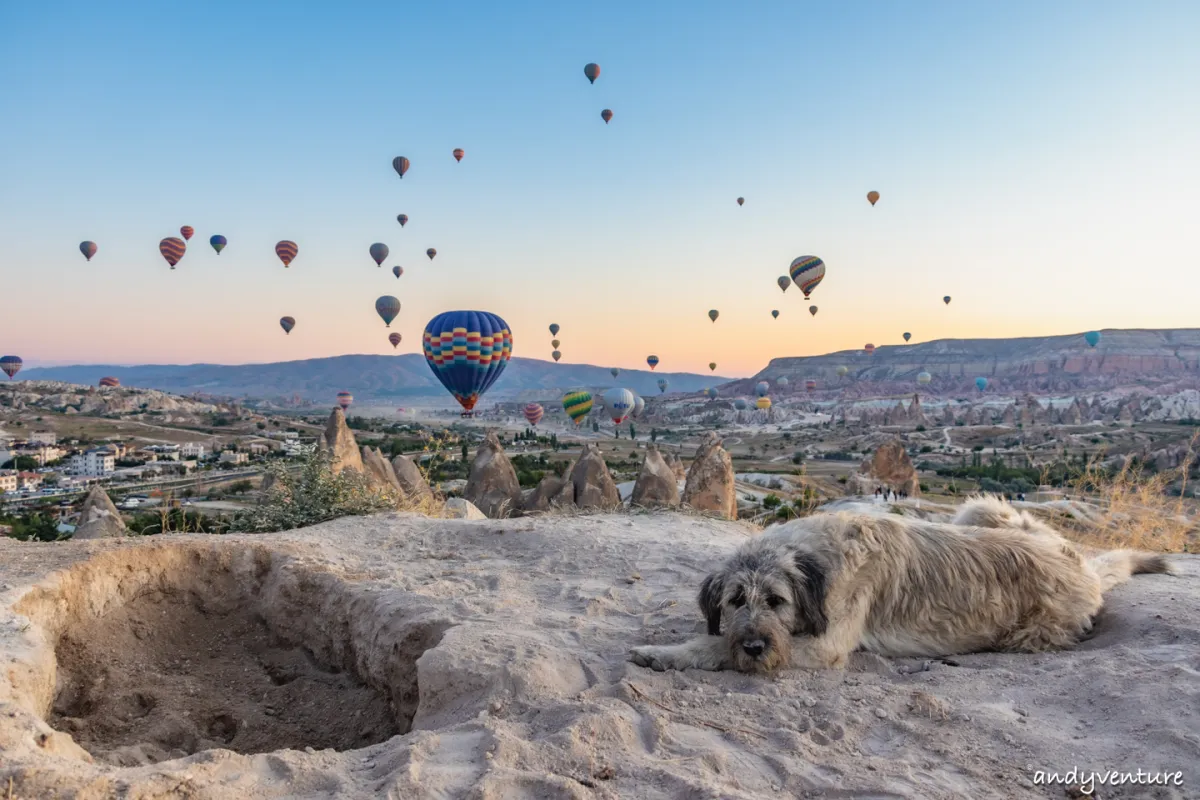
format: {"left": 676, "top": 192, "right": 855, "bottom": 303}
{"left": 442, "top": 498, "right": 486, "bottom": 520}
{"left": 464, "top": 432, "right": 523, "bottom": 518}
{"left": 630, "top": 445, "right": 680, "bottom": 508}
{"left": 318, "top": 408, "right": 365, "bottom": 476}
{"left": 71, "top": 486, "right": 127, "bottom": 540}
{"left": 681, "top": 433, "right": 737, "bottom": 519}
{"left": 857, "top": 438, "right": 921, "bottom": 497}
{"left": 391, "top": 454, "right": 434, "bottom": 504}
{"left": 569, "top": 444, "right": 620, "bottom": 510}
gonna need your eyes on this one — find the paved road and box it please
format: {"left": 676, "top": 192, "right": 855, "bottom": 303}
{"left": 1, "top": 467, "right": 264, "bottom": 510}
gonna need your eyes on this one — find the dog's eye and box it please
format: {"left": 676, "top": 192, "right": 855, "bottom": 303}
{"left": 767, "top": 595, "right": 786, "bottom": 608}
{"left": 730, "top": 591, "right": 746, "bottom": 608}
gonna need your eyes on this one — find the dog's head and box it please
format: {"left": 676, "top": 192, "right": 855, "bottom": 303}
{"left": 698, "top": 544, "right": 828, "bottom": 673}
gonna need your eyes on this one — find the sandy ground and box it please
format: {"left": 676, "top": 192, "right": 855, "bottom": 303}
{"left": 1, "top": 507, "right": 1197, "bottom": 799}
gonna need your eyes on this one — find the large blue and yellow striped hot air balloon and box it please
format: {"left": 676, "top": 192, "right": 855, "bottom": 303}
{"left": 375, "top": 296, "right": 401, "bottom": 327}
{"left": 423, "top": 311, "right": 513, "bottom": 415}
{"left": 159, "top": 237, "right": 186, "bottom": 269}
{"left": 789, "top": 256, "right": 825, "bottom": 299}
{"left": 563, "top": 390, "right": 593, "bottom": 425}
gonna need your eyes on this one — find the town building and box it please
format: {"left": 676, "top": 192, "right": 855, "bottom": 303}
{"left": 219, "top": 451, "right": 249, "bottom": 465}
{"left": 181, "top": 442, "right": 206, "bottom": 458}
{"left": 69, "top": 449, "right": 116, "bottom": 478}
{"left": 20, "top": 444, "right": 65, "bottom": 466}
{"left": 29, "top": 431, "right": 57, "bottom": 446}
{"left": 0, "top": 471, "right": 17, "bottom": 493}
{"left": 17, "top": 472, "right": 43, "bottom": 491}
{"left": 143, "top": 444, "right": 181, "bottom": 461}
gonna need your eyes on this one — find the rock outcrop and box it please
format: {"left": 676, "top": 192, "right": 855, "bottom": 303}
{"left": 72, "top": 486, "right": 127, "bottom": 540}
{"left": 857, "top": 438, "right": 921, "bottom": 497}
{"left": 569, "top": 445, "right": 620, "bottom": 510}
{"left": 361, "top": 446, "right": 402, "bottom": 495}
{"left": 523, "top": 461, "right": 576, "bottom": 514}
{"left": 465, "top": 432, "right": 523, "bottom": 518}
{"left": 681, "top": 433, "right": 736, "bottom": 519}
{"left": 391, "top": 454, "right": 434, "bottom": 504}
{"left": 665, "top": 451, "right": 688, "bottom": 481}
{"left": 319, "top": 409, "right": 365, "bottom": 476}
{"left": 630, "top": 445, "right": 679, "bottom": 508}
{"left": 443, "top": 498, "right": 487, "bottom": 520}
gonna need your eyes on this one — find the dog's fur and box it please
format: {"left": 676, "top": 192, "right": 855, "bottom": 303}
{"left": 628, "top": 496, "right": 1172, "bottom": 673}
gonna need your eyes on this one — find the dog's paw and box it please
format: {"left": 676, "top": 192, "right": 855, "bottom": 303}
{"left": 628, "top": 645, "right": 675, "bottom": 671}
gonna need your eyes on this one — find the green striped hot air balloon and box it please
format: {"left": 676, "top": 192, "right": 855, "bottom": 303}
{"left": 562, "top": 390, "right": 593, "bottom": 426}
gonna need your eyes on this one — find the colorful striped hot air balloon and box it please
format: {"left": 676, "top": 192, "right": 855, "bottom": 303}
{"left": 422, "top": 310, "right": 513, "bottom": 414}
{"left": 756, "top": 397, "right": 772, "bottom": 410}
{"left": 275, "top": 240, "right": 298, "bottom": 268}
{"left": 657, "top": 378, "right": 669, "bottom": 394}
{"left": 562, "top": 390, "right": 593, "bottom": 425}
{"left": 864, "top": 343, "right": 876, "bottom": 355}
{"left": 917, "top": 371, "right": 932, "bottom": 385}
{"left": 370, "top": 243, "right": 389, "bottom": 267}
{"left": 79, "top": 241, "right": 97, "bottom": 261}
{"left": 210, "top": 234, "right": 227, "bottom": 254}
{"left": 805, "top": 379, "right": 816, "bottom": 393}
{"left": 159, "top": 237, "right": 186, "bottom": 269}
{"left": 279, "top": 316, "right": 295, "bottom": 335}
{"left": 179, "top": 226, "right": 194, "bottom": 241}
{"left": 0, "top": 356, "right": 21, "bottom": 379}
{"left": 389, "top": 332, "right": 402, "bottom": 348}
{"left": 524, "top": 402, "right": 544, "bottom": 426}
{"left": 603, "top": 388, "right": 634, "bottom": 424}
{"left": 789, "top": 256, "right": 826, "bottom": 299}
{"left": 336, "top": 391, "right": 353, "bottom": 410}
{"left": 756, "top": 381, "right": 769, "bottom": 397}
{"left": 393, "top": 156, "right": 410, "bottom": 178}
{"left": 397, "top": 214, "right": 408, "bottom": 227}
{"left": 393, "top": 265, "right": 403, "bottom": 279}
{"left": 601, "top": 109, "right": 613, "bottom": 124}
{"left": 453, "top": 148, "right": 464, "bottom": 162}
{"left": 646, "top": 355, "right": 659, "bottom": 370}
{"left": 375, "top": 296, "right": 401, "bottom": 327}
{"left": 426, "top": 248, "right": 437, "bottom": 260}
{"left": 584, "top": 62, "right": 600, "bottom": 83}
{"left": 98, "top": 376, "right": 120, "bottom": 388}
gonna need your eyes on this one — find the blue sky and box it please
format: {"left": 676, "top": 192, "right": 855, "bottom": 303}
{"left": 1, "top": 1, "right": 1197, "bottom": 375}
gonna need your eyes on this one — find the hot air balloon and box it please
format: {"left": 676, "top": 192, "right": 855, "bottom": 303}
{"left": 370, "top": 243, "right": 389, "bottom": 266}
{"left": 864, "top": 343, "right": 876, "bottom": 355}
{"left": 809, "top": 306, "right": 818, "bottom": 317}
{"left": 708, "top": 309, "right": 719, "bottom": 323}
{"left": 0, "top": 356, "right": 22, "bottom": 379}
{"left": 552, "top": 350, "right": 562, "bottom": 362}
{"left": 584, "top": 63, "right": 600, "bottom": 83}
{"left": 756, "top": 397, "right": 772, "bottom": 410}
{"left": 604, "top": 388, "right": 634, "bottom": 424}
{"left": 397, "top": 214, "right": 408, "bottom": 227}
{"left": 917, "top": 371, "right": 932, "bottom": 385}
{"left": 975, "top": 377, "right": 988, "bottom": 392}
{"left": 279, "top": 316, "right": 295, "bottom": 335}
{"left": 647, "top": 355, "right": 659, "bottom": 370}
{"left": 657, "top": 378, "right": 669, "bottom": 394}
{"left": 563, "top": 390, "right": 593, "bottom": 425}
{"left": 836, "top": 365, "right": 849, "bottom": 377}
{"left": 756, "top": 381, "right": 769, "bottom": 397}
{"left": 734, "top": 398, "right": 748, "bottom": 411}
{"left": 426, "top": 248, "right": 437, "bottom": 260}
{"left": 389, "top": 332, "right": 402, "bottom": 349}
{"left": 275, "top": 240, "right": 298, "bottom": 268}
{"left": 777, "top": 376, "right": 789, "bottom": 387}
{"left": 393, "top": 156, "right": 410, "bottom": 178}
{"left": 375, "top": 295, "right": 401, "bottom": 327}
{"left": 601, "top": 109, "right": 613, "bottom": 124}
{"left": 336, "top": 391, "right": 353, "bottom": 410}
{"left": 903, "top": 332, "right": 912, "bottom": 342}
{"left": 393, "top": 265, "right": 403, "bottom": 279}
{"left": 632, "top": 395, "right": 645, "bottom": 418}
{"left": 422, "top": 310, "right": 513, "bottom": 414}
{"left": 79, "top": 241, "right": 97, "bottom": 261}
{"left": 549, "top": 323, "right": 560, "bottom": 336}
{"left": 943, "top": 296, "right": 951, "bottom": 305}
{"left": 789, "top": 256, "right": 825, "bottom": 299}
{"left": 611, "top": 367, "right": 620, "bottom": 378}
{"left": 159, "top": 237, "right": 186, "bottom": 269}
{"left": 805, "top": 379, "right": 817, "bottom": 393}
{"left": 772, "top": 310, "right": 780, "bottom": 319}
{"left": 550, "top": 339, "right": 560, "bottom": 349}
{"left": 180, "top": 226, "right": 194, "bottom": 241}
{"left": 524, "top": 402, "right": 544, "bottom": 426}
{"left": 705, "top": 387, "right": 718, "bottom": 399}
{"left": 453, "top": 148, "right": 464, "bottom": 162}
{"left": 709, "top": 362, "right": 717, "bottom": 372}
{"left": 210, "top": 234, "right": 227, "bottom": 254}
{"left": 777, "top": 276, "right": 790, "bottom": 292}
{"left": 867, "top": 191, "right": 880, "bottom": 206}
{"left": 98, "top": 376, "right": 120, "bottom": 388}
{"left": 1085, "top": 331, "right": 1101, "bottom": 348}
{"left": 737, "top": 197, "right": 745, "bottom": 206}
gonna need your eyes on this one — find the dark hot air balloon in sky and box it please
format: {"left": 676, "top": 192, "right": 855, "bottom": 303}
{"left": 393, "top": 265, "right": 403, "bottom": 279}
{"left": 159, "top": 237, "right": 186, "bottom": 269}
{"left": 601, "top": 109, "right": 612, "bottom": 123}
{"left": 179, "top": 226, "right": 194, "bottom": 241}
{"left": 584, "top": 62, "right": 600, "bottom": 83}
{"left": 279, "top": 316, "right": 295, "bottom": 335}
{"left": 709, "top": 362, "right": 717, "bottom": 372}
{"left": 453, "top": 148, "right": 464, "bottom": 162}
{"left": 389, "top": 332, "right": 402, "bottom": 348}
{"left": 426, "top": 248, "right": 437, "bottom": 260}
{"left": 79, "top": 241, "right": 97, "bottom": 261}
{"left": 772, "top": 309, "right": 780, "bottom": 319}
{"left": 708, "top": 309, "right": 719, "bottom": 322}
{"left": 551, "top": 338, "right": 560, "bottom": 349}
{"left": 422, "top": 310, "right": 513, "bottom": 414}
{"left": 705, "top": 387, "right": 719, "bottom": 399}
{"left": 903, "top": 332, "right": 912, "bottom": 342}
{"left": 943, "top": 295, "right": 952, "bottom": 305}
{"left": 755, "top": 381, "right": 769, "bottom": 397}
{"left": 610, "top": 367, "right": 620, "bottom": 378}
{"left": 210, "top": 234, "right": 227, "bottom": 254}
{"left": 737, "top": 197, "right": 745, "bottom": 206}
{"left": 646, "top": 355, "right": 659, "bottom": 370}
{"left": 777, "top": 276, "right": 790, "bottom": 292}
{"left": 867, "top": 191, "right": 880, "bottom": 206}
{"left": 975, "top": 377, "right": 988, "bottom": 392}
{"left": 549, "top": 323, "right": 560, "bottom": 336}
{"left": 375, "top": 296, "right": 401, "bottom": 327}
{"left": 657, "top": 378, "right": 669, "bottom": 394}
{"left": 0, "top": 356, "right": 23, "bottom": 379}
{"left": 809, "top": 305, "right": 818, "bottom": 316}
{"left": 370, "top": 243, "right": 389, "bottom": 266}
{"left": 275, "top": 240, "right": 298, "bottom": 267}
{"left": 393, "top": 156, "right": 410, "bottom": 178}
{"left": 552, "top": 350, "right": 562, "bottom": 362}
{"left": 397, "top": 214, "right": 408, "bottom": 227}
{"left": 1085, "top": 331, "right": 1101, "bottom": 347}
{"left": 734, "top": 398, "right": 748, "bottom": 411}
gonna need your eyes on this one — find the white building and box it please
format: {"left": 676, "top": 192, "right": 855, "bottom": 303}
{"left": 181, "top": 442, "right": 206, "bottom": 458}
{"left": 144, "top": 444, "right": 181, "bottom": 461}
{"left": 70, "top": 449, "right": 115, "bottom": 478}
{"left": 219, "top": 451, "right": 248, "bottom": 465}
{"left": 30, "top": 431, "right": 57, "bottom": 446}
{"left": 20, "top": 444, "right": 65, "bottom": 466}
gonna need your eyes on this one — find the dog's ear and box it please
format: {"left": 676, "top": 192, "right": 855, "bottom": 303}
{"left": 698, "top": 572, "right": 725, "bottom": 636}
{"left": 788, "top": 551, "right": 829, "bottom": 637}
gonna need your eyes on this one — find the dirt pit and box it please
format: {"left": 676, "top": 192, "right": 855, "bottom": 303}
{"left": 18, "top": 543, "right": 448, "bottom": 767}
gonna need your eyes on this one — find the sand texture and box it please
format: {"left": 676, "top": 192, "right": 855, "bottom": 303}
{"left": 1, "top": 508, "right": 1197, "bottom": 799}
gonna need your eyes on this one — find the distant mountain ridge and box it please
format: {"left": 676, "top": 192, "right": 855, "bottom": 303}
{"left": 21, "top": 355, "right": 728, "bottom": 403}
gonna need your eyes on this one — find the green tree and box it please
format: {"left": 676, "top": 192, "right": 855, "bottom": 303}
{"left": 592, "top": 421, "right": 600, "bottom": 433}
{"left": 461, "top": 441, "right": 469, "bottom": 462}
{"left": 628, "top": 423, "right": 636, "bottom": 440}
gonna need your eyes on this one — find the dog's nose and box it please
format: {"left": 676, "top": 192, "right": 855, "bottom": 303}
{"left": 741, "top": 640, "right": 765, "bottom": 658}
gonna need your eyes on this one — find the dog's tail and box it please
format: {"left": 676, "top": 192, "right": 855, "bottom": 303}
{"left": 953, "top": 494, "right": 1042, "bottom": 532}
{"left": 1089, "top": 550, "right": 1174, "bottom": 593}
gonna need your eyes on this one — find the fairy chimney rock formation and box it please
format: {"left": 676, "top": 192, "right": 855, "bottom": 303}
{"left": 631, "top": 445, "right": 680, "bottom": 508}
{"left": 465, "top": 432, "right": 523, "bottom": 518}
{"left": 682, "top": 433, "right": 736, "bottom": 519}
{"left": 72, "top": 486, "right": 128, "bottom": 540}
{"left": 570, "top": 445, "right": 621, "bottom": 510}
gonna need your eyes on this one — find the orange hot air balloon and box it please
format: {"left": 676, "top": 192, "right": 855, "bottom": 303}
{"left": 159, "top": 237, "right": 186, "bottom": 269}
{"left": 275, "top": 240, "right": 298, "bottom": 267}
{"left": 867, "top": 191, "right": 880, "bottom": 206}
{"left": 864, "top": 343, "right": 876, "bottom": 355}
{"left": 601, "top": 109, "right": 613, "bottom": 124}
{"left": 453, "top": 148, "right": 464, "bottom": 162}
{"left": 389, "top": 332, "right": 402, "bottom": 349}
{"left": 179, "top": 225, "right": 194, "bottom": 240}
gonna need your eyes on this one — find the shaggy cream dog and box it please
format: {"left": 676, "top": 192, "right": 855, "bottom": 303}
{"left": 629, "top": 496, "right": 1172, "bottom": 673}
